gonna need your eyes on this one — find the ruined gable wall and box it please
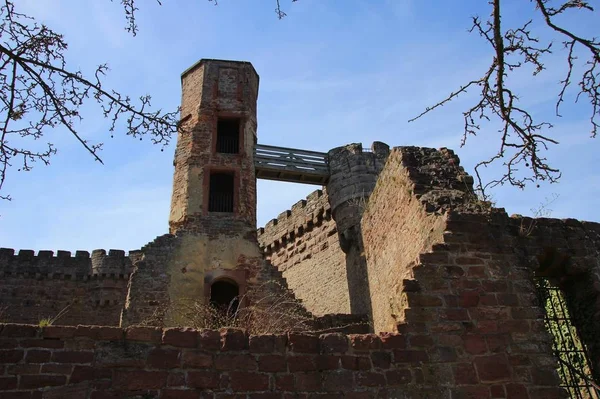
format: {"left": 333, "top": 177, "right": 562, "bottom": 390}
{"left": 360, "top": 147, "right": 565, "bottom": 397}
{"left": 257, "top": 189, "right": 351, "bottom": 316}
{"left": 0, "top": 249, "right": 135, "bottom": 326}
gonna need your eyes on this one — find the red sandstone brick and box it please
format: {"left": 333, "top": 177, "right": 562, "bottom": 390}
{"left": 163, "top": 328, "right": 198, "bottom": 348}
{"left": 430, "top": 346, "right": 458, "bottom": 362}
{"left": 21, "top": 338, "right": 64, "bottom": 349}
{"left": 386, "top": 369, "right": 412, "bottom": 385}
{"left": 468, "top": 266, "right": 487, "bottom": 278}
{"left": 459, "top": 291, "right": 480, "bottom": 307}
{"left": 288, "top": 333, "right": 319, "bottom": 353}
{"left": 511, "top": 307, "right": 542, "bottom": 320}
{"left": 349, "top": 334, "right": 381, "bottom": 351}
{"left": 275, "top": 374, "right": 295, "bottom": 391}
{"left": 220, "top": 328, "right": 248, "bottom": 351}
{"left": 490, "top": 384, "right": 505, "bottom": 398}
{"left": 474, "top": 321, "right": 498, "bottom": 334}
{"left": 0, "top": 339, "right": 17, "bottom": 349}
{"left": 408, "top": 335, "right": 434, "bottom": 348}
{"left": 323, "top": 370, "right": 354, "bottom": 391}
{"left": 112, "top": 370, "right": 167, "bottom": 390}
{"left": 258, "top": 354, "right": 286, "bottom": 372}
{"left": 437, "top": 334, "right": 463, "bottom": 348}
{"left": 187, "top": 370, "right": 220, "bottom": 389}
{"left": 316, "top": 354, "right": 341, "bottom": 370}
{"left": 506, "top": 383, "right": 529, "bottom": 399}
{"left": 453, "top": 363, "right": 478, "bottom": 385}
{"left": 439, "top": 308, "right": 470, "bottom": 322}
{"left": 464, "top": 335, "right": 487, "bottom": 355}
{"left": 75, "top": 326, "right": 123, "bottom": 341}
{"left": 393, "top": 350, "right": 429, "bottom": 363}
{"left": 215, "top": 354, "right": 257, "bottom": 371}
{"left": 499, "top": 320, "right": 530, "bottom": 334}
{"left": 320, "top": 333, "right": 348, "bottom": 354}
{"left": 70, "top": 365, "right": 110, "bottom": 383}
{"left": 475, "top": 354, "right": 511, "bottom": 382}
{"left": 479, "top": 294, "right": 498, "bottom": 306}
{"left": 0, "top": 349, "right": 23, "bottom": 363}
{"left": 39, "top": 363, "right": 70, "bottom": 374}
{"left": 125, "top": 326, "right": 162, "bottom": 343}
{"left": 167, "top": 372, "right": 186, "bottom": 387}
{"left": 0, "top": 324, "right": 38, "bottom": 338}
{"left": 8, "top": 363, "right": 40, "bottom": 375}
{"left": 229, "top": 371, "right": 269, "bottom": 391}
{"left": 19, "top": 374, "right": 66, "bottom": 389}
{"left": 379, "top": 333, "right": 406, "bottom": 349}
{"left": 341, "top": 355, "right": 371, "bottom": 370}
{"left": 452, "top": 386, "right": 491, "bottom": 398}
{"left": 295, "top": 372, "right": 321, "bottom": 391}
{"left": 444, "top": 265, "right": 465, "bottom": 278}
{"left": 0, "top": 393, "right": 35, "bottom": 399}
{"left": 370, "top": 351, "right": 391, "bottom": 369}
{"left": 249, "top": 335, "right": 275, "bottom": 353}
{"left": 531, "top": 367, "right": 560, "bottom": 386}
{"left": 51, "top": 350, "right": 93, "bottom": 364}
{"left": 0, "top": 376, "right": 17, "bottom": 390}
{"left": 198, "top": 330, "right": 221, "bottom": 351}
{"left": 161, "top": 389, "right": 200, "bottom": 399}
{"left": 147, "top": 348, "right": 181, "bottom": 369}
{"left": 356, "top": 371, "right": 385, "bottom": 387}
{"left": 182, "top": 350, "right": 213, "bottom": 368}
{"left": 248, "top": 394, "right": 283, "bottom": 399}
{"left": 288, "top": 355, "right": 316, "bottom": 372}
{"left": 42, "top": 326, "right": 76, "bottom": 339}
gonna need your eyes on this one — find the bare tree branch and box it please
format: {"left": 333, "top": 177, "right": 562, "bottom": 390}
{"left": 410, "top": 0, "right": 599, "bottom": 198}
{"left": 0, "top": 1, "right": 179, "bottom": 200}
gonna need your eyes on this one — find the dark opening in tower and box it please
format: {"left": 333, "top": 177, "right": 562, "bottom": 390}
{"left": 209, "top": 172, "right": 234, "bottom": 213}
{"left": 216, "top": 118, "right": 240, "bottom": 154}
{"left": 210, "top": 280, "right": 239, "bottom": 311}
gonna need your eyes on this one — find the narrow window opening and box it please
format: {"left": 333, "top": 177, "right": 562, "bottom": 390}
{"left": 209, "top": 172, "right": 234, "bottom": 213}
{"left": 210, "top": 280, "right": 239, "bottom": 312}
{"left": 536, "top": 277, "right": 600, "bottom": 397}
{"left": 216, "top": 118, "right": 240, "bottom": 154}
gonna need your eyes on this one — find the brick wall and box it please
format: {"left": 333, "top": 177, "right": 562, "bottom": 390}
{"left": 0, "top": 323, "right": 565, "bottom": 398}
{"left": 258, "top": 189, "right": 351, "bottom": 316}
{"left": 0, "top": 249, "right": 134, "bottom": 326}
{"left": 359, "top": 146, "right": 566, "bottom": 397}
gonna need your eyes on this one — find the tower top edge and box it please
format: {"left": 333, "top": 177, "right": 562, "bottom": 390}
{"left": 181, "top": 58, "right": 259, "bottom": 81}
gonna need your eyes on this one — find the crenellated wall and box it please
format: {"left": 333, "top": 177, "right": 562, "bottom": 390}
{"left": 257, "top": 189, "right": 351, "bottom": 316}
{"left": 0, "top": 248, "right": 135, "bottom": 326}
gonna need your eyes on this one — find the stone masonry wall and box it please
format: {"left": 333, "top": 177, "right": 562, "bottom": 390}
{"left": 258, "top": 189, "right": 351, "bottom": 316}
{"left": 359, "top": 146, "right": 567, "bottom": 397}
{"left": 0, "top": 323, "right": 565, "bottom": 398}
{"left": 0, "top": 249, "right": 134, "bottom": 327}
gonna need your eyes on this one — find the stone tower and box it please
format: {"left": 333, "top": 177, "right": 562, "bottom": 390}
{"left": 170, "top": 58, "right": 259, "bottom": 234}
{"left": 145, "top": 59, "right": 263, "bottom": 324}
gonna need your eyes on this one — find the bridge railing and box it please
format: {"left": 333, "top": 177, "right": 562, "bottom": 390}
{"left": 254, "top": 144, "right": 329, "bottom": 184}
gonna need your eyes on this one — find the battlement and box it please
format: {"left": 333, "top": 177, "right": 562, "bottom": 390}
{"left": 257, "top": 188, "right": 332, "bottom": 254}
{"left": 0, "top": 248, "right": 135, "bottom": 279}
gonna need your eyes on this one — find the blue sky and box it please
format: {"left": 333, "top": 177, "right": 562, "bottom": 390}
{"left": 0, "top": 0, "right": 598, "bottom": 252}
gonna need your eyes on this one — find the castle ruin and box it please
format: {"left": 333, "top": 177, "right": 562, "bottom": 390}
{"left": 0, "top": 59, "right": 599, "bottom": 398}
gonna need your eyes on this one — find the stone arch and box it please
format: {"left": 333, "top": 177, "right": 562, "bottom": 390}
{"left": 210, "top": 278, "right": 239, "bottom": 310}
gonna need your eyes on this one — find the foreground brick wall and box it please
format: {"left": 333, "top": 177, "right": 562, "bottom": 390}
{"left": 258, "top": 189, "right": 351, "bottom": 316}
{"left": 359, "top": 147, "right": 566, "bottom": 397}
{"left": 0, "top": 249, "right": 135, "bottom": 326}
{"left": 0, "top": 323, "right": 564, "bottom": 398}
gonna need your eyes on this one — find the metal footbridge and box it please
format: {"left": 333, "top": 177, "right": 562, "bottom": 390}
{"left": 254, "top": 144, "right": 329, "bottom": 185}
